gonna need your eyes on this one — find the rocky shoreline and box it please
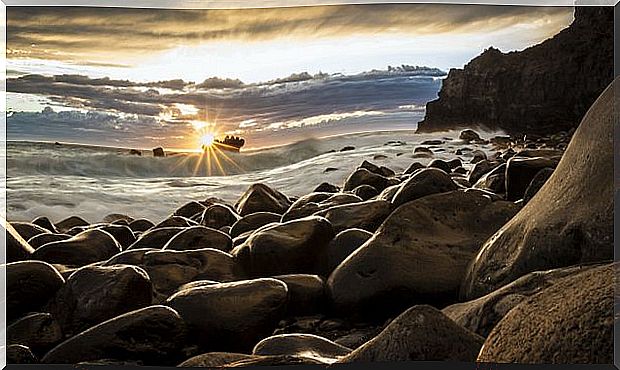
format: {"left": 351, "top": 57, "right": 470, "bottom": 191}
{"left": 4, "top": 79, "right": 617, "bottom": 366}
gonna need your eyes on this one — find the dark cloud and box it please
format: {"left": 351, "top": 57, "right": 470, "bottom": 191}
{"left": 7, "top": 4, "right": 572, "bottom": 63}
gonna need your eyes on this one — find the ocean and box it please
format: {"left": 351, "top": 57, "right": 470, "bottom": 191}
{"left": 5, "top": 127, "right": 499, "bottom": 224}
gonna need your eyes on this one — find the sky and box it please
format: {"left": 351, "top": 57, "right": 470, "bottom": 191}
{"left": 6, "top": 4, "right": 574, "bottom": 150}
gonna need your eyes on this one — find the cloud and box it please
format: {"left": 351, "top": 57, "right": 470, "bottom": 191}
{"left": 7, "top": 4, "right": 572, "bottom": 64}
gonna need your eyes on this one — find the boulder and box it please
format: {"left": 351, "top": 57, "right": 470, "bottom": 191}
{"left": 166, "top": 278, "right": 288, "bottom": 351}
{"left": 459, "top": 129, "right": 482, "bottom": 142}
{"left": 232, "top": 216, "right": 335, "bottom": 277}
{"left": 403, "top": 162, "right": 424, "bottom": 175}
{"left": 200, "top": 204, "right": 240, "bottom": 230}
{"left": 226, "top": 355, "right": 326, "bottom": 367}
{"left": 153, "top": 147, "right": 165, "bottom": 157}
{"left": 45, "top": 264, "right": 152, "bottom": 336}
{"left": 27, "top": 233, "right": 71, "bottom": 249}
{"left": 359, "top": 160, "right": 395, "bottom": 178}
{"left": 103, "top": 248, "right": 156, "bottom": 266}
{"left": 313, "top": 182, "right": 340, "bottom": 193}
{"left": 328, "top": 191, "right": 519, "bottom": 316}
{"left": 32, "top": 229, "right": 121, "bottom": 266}
{"left": 128, "top": 218, "right": 155, "bottom": 233}
{"left": 391, "top": 168, "right": 458, "bottom": 207}
{"left": 477, "top": 263, "right": 615, "bottom": 364}
{"left": 235, "top": 183, "right": 292, "bottom": 216}
{"left": 6, "top": 312, "right": 63, "bottom": 355}
{"left": 343, "top": 168, "right": 389, "bottom": 192}
{"left": 505, "top": 156, "right": 558, "bottom": 201}
{"left": 178, "top": 352, "right": 254, "bottom": 367}
{"left": 41, "top": 305, "right": 185, "bottom": 365}
{"left": 253, "top": 334, "right": 351, "bottom": 363}
{"left": 54, "top": 216, "right": 89, "bottom": 233}
{"left": 163, "top": 225, "right": 232, "bottom": 252}
{"left": 4, "top": 220, "right": 35, "bottom": 262}
{"left": 6, "top": 345, "right": 37, "bottom": 364}
{"left": 339, "top": 305, "right": 484, "bottom": 362}
{"left": 313, "top": 200, "right": 391, "bottom": 234}
{"left": 174, "top": 201, "right": 207, "bottom": 218}
{"left": 470, "top": 150, "right": 487, "bottom": 164}
{"left": 230, "top": 212, "right": 281, "bottom": 238}
{"left": 273, "top": 274, "right": 325, "bottom": 316}
{"left": 427, "top": 159, "right": 451, "bottom": 173}
{"left": 282, "top": 193, "right": 362, "bottom": 222}
{"left": 352, "top": 185, "right": 378, "bottom": 201}
{"left": 323, "top": 228, "right": 373, "bottom": 276}
{"left": 473, "top": 163, "right": 506, "bottom": 195}
{"left": 523, "top": 167, "right": 554, "bottom": 204}
{"left": 98, "top": 224, "right": 136, "bottom": 249}
{"left": 128, "top": 226, "right": 183, "bottom": 250}
{"left": 12, "top": 222, "right": 50, "bottom": 241}
{"left": 467, "top": 160, "right": 496, "bottom": 184}
{"left": 6, "top": 261, "right": 64, "bottom": 322}
{"left": 462, "top": 79, "right": 615, "bottom": 299}
{"left": 102, "top": 213, "right": 134, "bottom": 223}
{"left": 32, "top": 216, "right": 57, "bottom": 233}
{"left": 443, "top": 264, "right": 598, "bottom": 337}
{"left": 153, "top": 215, "right": 196, "bottom": 229}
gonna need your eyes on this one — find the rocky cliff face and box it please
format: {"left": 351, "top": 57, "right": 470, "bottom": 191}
{"left": 417, "top": 7, "right": 613, "bottom": 135}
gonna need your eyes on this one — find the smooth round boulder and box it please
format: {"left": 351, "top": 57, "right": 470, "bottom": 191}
{"left": 427, "top": 159, "right": 451, "bottom": 173}
{"left": 273, "top": 274, "right": 325, "bottom": 316}
{"left": 27, "top": 233, "right": 71, "bottom": 249}
{"left": 32, "top": 229, "right": 121, "bottom": 267}
{"left": 103, "top": 248, "right": 156, "bottom": 266}
{"left": 128, "top": 226, "right": 183, "bottom": 250}
{"left": 343, "top": 168, "right": 389, "bottom": 192}
{"left": 230, "top": 212, "right": 281, "bottom": 238}
{"left": 328, "top": 191, "right": 519, "bottom": 317}
{"left": 523, "top": 167, "right": 554, "bottom": 204}
{"left": 42, "top": 305, "right": 185, "bottom": 365}
{"left": 505, "top": 157, "right": 558, "bottom": 201}
{"left": 235, "top": 183, "right": 292, "bottom": 216}
{"left": 460, "top": 129, "right": 481, "bottom": 142}
{"left": 102, "top": 213, "right": 134, "bottom": 223}
{"left": 323, "top": 228, "right": 373, "bottom": 276}
{"left": 352, "top": 185, "right": 378, "bottom": 201}
{"left": 473, "top": 163, "right": 506, "bottom": 195}
{"left": 6, "top": 344, "right": 37, "bottom": 364}
{"left": 391, "top": 168, "right": 457, "bottom": 207}
{"left": 253, "top": 334, "right": 351, "bottom": 363}
{"left": 462, "top": 81, "right": 615, "bottom": 299}
{"left": 163, "top": 225, "right": 232, "bottom": 252}
{"left": 97, "top": 224, "right": 136, "bottom": 249}
{"left": 339, "top": 305, "right": 484, "bottom": 363}
{"left": 313, "top": 182, "right": 339, "bottom": 193}
{"left": 467, "top": 160, "right": 497, "bottom": 184}
{"left": 7, "top": 312, "right": 63, "bottom": 355}
{"left": 313, "top": 200, "right": 391, "bottom": 234}
{"left": 200, "top": 204, "right": 240, "bottom": 230}
{"left": 282, "top": 193, "right": 362, "bottom": 222}
{"left": 128, "top": 218, "right": 155, "bottom": 233}
{"left": 6, "top": 261, "right": 64, "bottom": 322}
{"left": 44, "top": 264, "right": 153, "bottom": 337}
{"left": 153, "top": 215, "right": 196, "bottom": 229}
{"left": 477, "top": 263, "right": 615, "bottom": 364}
{"left": 32, "top": 216, "right": 57, "bottom": 233}
{"left": 232, "top": 216, "right": 335, "bottom": 277}
{"left": 12, "top": 222, "right": 50, "bottom": 241}
{"left": 166, "top": 278, "right": 288, "bottom": 351}
{"left": 404, "top": 162, "right": 425, "bottom": 175}
{"left": 54, "top": 216, "right": 89, "bottom": 233}
{"left": 174, "top": 201, "right": 207, "bottom": 218}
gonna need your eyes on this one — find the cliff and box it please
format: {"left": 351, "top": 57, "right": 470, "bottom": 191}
{"left": 417, "top": 7, "right": 613, "bottom": 135}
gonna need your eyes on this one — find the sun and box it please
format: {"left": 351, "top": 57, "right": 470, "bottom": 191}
{"left": 200, "top": 133, "right": 215, "bottom": 148}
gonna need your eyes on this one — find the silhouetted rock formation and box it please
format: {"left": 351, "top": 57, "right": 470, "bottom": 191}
{"left": 417, "top": 7, "right": 613, "bottom": 135}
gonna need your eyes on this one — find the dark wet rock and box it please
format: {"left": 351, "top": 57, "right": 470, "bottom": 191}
{"left": 142, "top": 248, "right": 238, "bottom": 297}
{"left": 128, "top": 226, "right": 184, "bottom": 250}
{"left": 32, "top": 216, "right": 57, "bottom": 233}
{"left": 473, "top": 163, "right": 506, "bottom": 194}
{"left": 273, "top": 274, "right": 325, "bottom": 316}
{"left": 179, "top": 352, "right": 255, "bottom": 367}
{"left": 163, "top": 225, "right": 232, "bottom": 252}
{"left": 7, "top": 312, "right": 63, "bottom": 355}
{"left": 98, "top": 224, "right": 136, "bottom": 249}
{"left": 174, "top": 201, "right": 207, "bottom": 218}
{"left": 505, "top": 157, "right": 558, "bottom": 201}
{"left": 404, "top": 162, "right": 425, "bottom": 175}
{"left": 443, "top": 264, "right": 598, "bottom": 337}
{"left": 451, "top": 175, "right": 471, "bottom": 189}
{"left": 253, "top": 334, "right": 351, "bottom": 362}
{"left": 153, "top": 147, "right": 165, "bottom": 157}
{"left": 45, "top": 264, "right": 152, "bottom": 337}
{"left": 314, "top": 182, "right": 340, "bottom": 193}
{"left": 459, "top": 129, "right": 482, "bottom": 142}
{"left": 7, "top": 344, "right": 37, "bottom": 364}
{"left": 324, "top": 167, "right": 339, "bottom": 173}
{"left": 421, "top": 139, "right": 443, "bottom": 145}
{"left": 128, "top": 218, "right": 155, "bottom": 233}
{"left": 233, "top": 216, "right": 335, "bottom": 277}
{"left": 352, "top": 185, "right": 378, "bottom": 201}
{"left": 340, "top": 146, "right": 355, "bottom": 152}
{"left": 373, "top": 154, "right": 388, "bottom": 160}
{"left": 32, "top": 229, "right": 121, "bottom": 267}
{"left": 376, "top": 184, "right": 400, "bottom": 202}
{"left": 235, "top": 183, "right": 292, "bottom": 216}
{"left": 514, "top": 148, "right": 564, "bottom": 158}
{"left": 477, "top": 263, "right": 615, "bottom": 364}
{"left": 4, "top": 221, "right": 35, "bottom": 262}
{"left": 323, "top": 229, "right": 373, "bottom": 276}
{"left": 167, "top": 278, "right": 288, "bottom": 351}
{"left": 464, "top": 188, "right": 504, "bottom": 202}
{"left": 343, "top": 168, "right": 389, "bottom": 192}
{"left": 359, "top": 160, "right": 395, "bottom": 178}
{"left": 313, "top": 200, "right": 391, "bottom": 234}
{"left": 153, "top": 215, "right": 197, "bottom": 229}
{"left": 328, "top": 191, "right": 519, "bottom": 317}
{"left": 6, "top": 261, "right": 64, "bottom": 322}
{"left": 418, "top": 8, "right": 613, "bottom": 135}
{"left": 391, "top": 168, "right": 458, "bottom": 207}
{"left": 55, "top": 216, "right": 89, "bottom": 233}
{"left": 339, "top": 305, "right": 484, "bottom": 362}
{"left": 42, "top": 305, "right": 185, "bottom": 365}
{"left": 199, "top": 204, "right": 240, "bottom": 230}
{"left": 462, "top": 80, "right": 614, "bottom": 298}
{"left": 427, "top": 159, "right": 451, "bottom": 173}
{"left": 446, "top": 158, "right": 463, "bottom": 169}
{"left": 12, "top": 222, "right": 50, "bottom": 241}
{"left": 491, "top": 136, "right": 512, "bottom": 147}
{"left": 452, "top": 166, "right": 467, "bottom": 175}
{"left": 282, "top": 193, "right": 362, "bottom": 222}
{"left": 103, "top": 248, "right": 156, "bottom": 266}
{"left": 230, "top": 212, "right": 281, "bottom": 238}
{"left": 467, "top": 160, "right": 497, "bottom": 184}
{"left": 470, "top": 150, "right": 487, "bottom": 164}
{"left": 523, "top": 167, "right": 554, "bottom": 204}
